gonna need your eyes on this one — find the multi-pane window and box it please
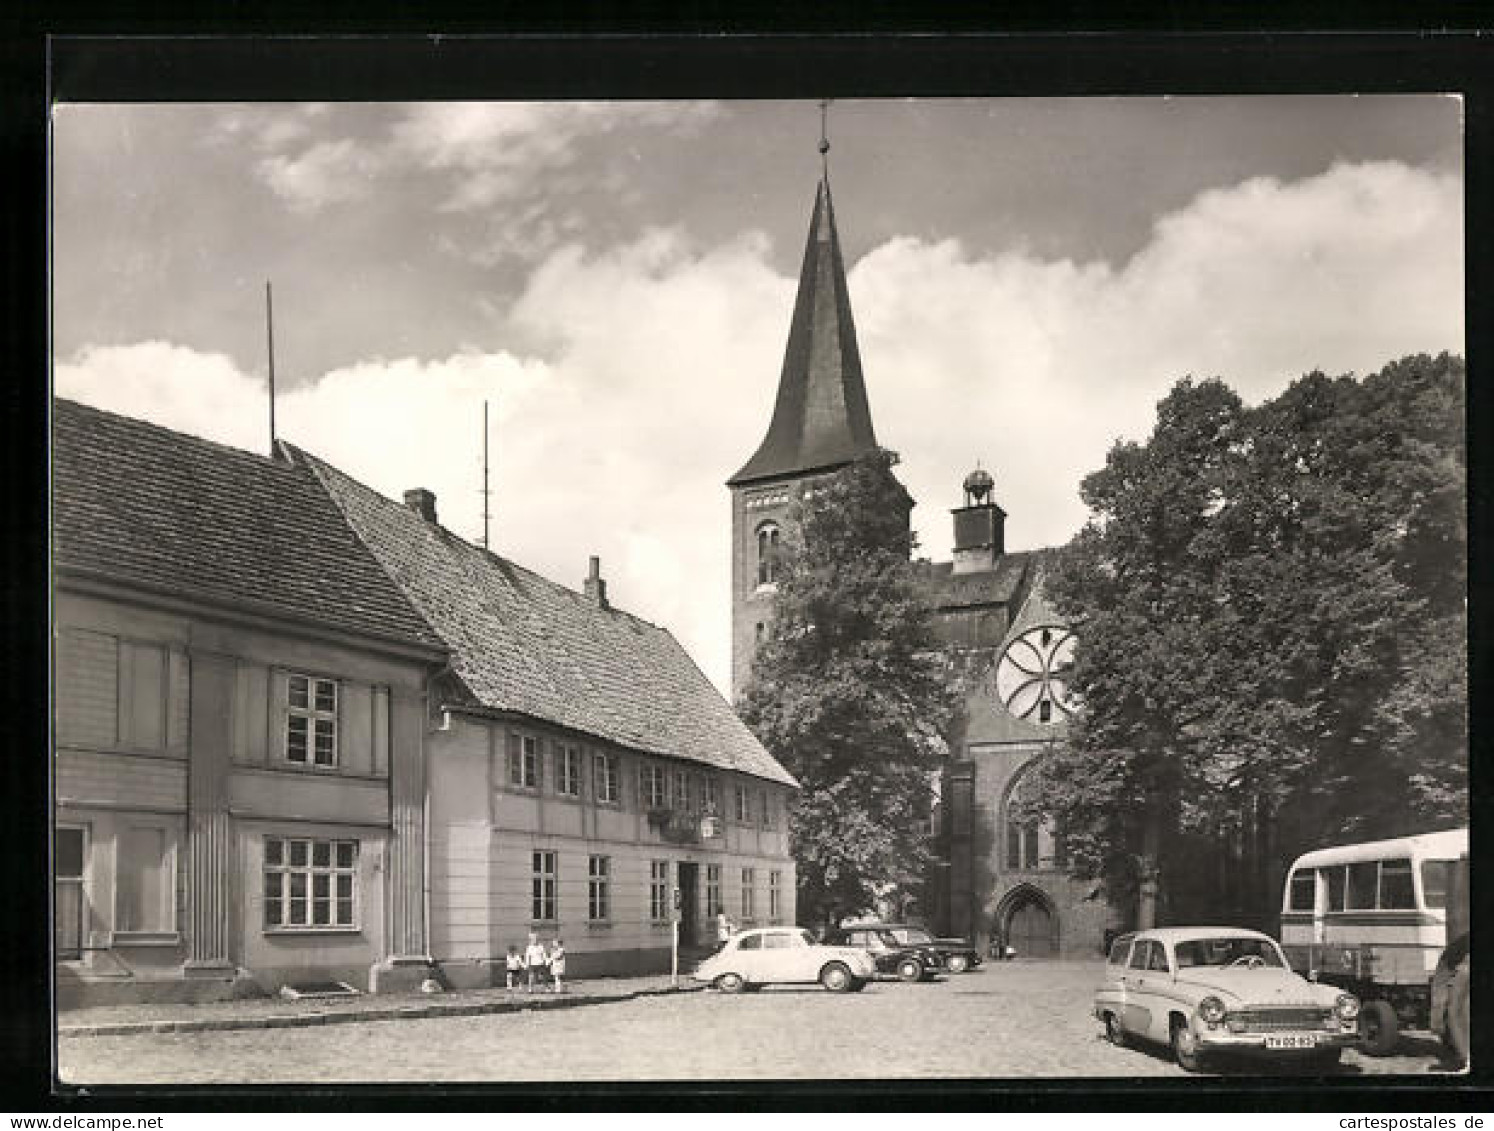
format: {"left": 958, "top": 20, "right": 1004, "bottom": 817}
{"left": 706, "top": 864, "right": 722, "bottom": 917}
{"left": 769, "top": 870, "right": 782, "bottom": 921}
{"left": 532, "top": 850, "right": 557, "bottom": 921}
{"left": 740, "top": 867, "right": 756, "bottom": 920}
{"left": 594, "top": 752, "right": 620, "bottom": 804}
{"left": 588, "top": 855, "right": 611, "bottom": 921}
{"left": 674, "top": 769, "right": 690, "bottom": 811}
{"left": 286, "top": 674, "right": 338, "bottom": 767}
{"left": 508, "top": 734, "right": 540, "bottom": 789}
{"left": 642, "top": 763, "right": 667, "bottom": 809}
{"left": 116, "top": 826, "right": 172, "bottom": 934}
{"left": 649, "top": 860, "right": 670, "bottom": 921}
{"left": 703, "top": 776, "right": 720, "bottom": 814}
{"left": 734, "top": 785, "right": 750, "bottom": 823}
{"left": 756, "top": 523, "right": 781, "bottom": 586}
{"left": 56, "top": 826, "right": 86, "bottom": 960}
{"left": 760, "top": 789, "right": 774, "bottom": 829}
{"left": 556, "top": 744, "right": 582, "bottom": 797}
{"left": 264, "top": 838, "right": 357, "bottom": 930}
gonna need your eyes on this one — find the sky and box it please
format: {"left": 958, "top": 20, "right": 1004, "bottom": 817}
{"left": 51, "top": 97, "right": 1465, "bottom": 696}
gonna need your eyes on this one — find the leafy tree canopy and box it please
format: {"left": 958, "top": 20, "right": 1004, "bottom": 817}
{"left": 739, "top": 449, "right": 959, "bottom": 929}
{"left": 1027, "top": 352, "right": 1466, "bottom": 897}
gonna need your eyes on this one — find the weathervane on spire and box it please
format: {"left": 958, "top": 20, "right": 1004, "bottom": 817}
{"left": 818, "top": 99, "right": 833, "bottom": 177}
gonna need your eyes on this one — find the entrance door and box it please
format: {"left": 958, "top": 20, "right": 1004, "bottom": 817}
{"left": 1008, "top": 897, "right": 1056, "bottom": 958}
{"left": 678, "top": 862, "right": 699, "bottom": 947}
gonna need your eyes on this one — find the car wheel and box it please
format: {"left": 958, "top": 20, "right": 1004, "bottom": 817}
{"left": 1170, "top": 1017, "right": 1206, "bottom": 1073}
{"left": 820, "top": 962, "right": 854, "bottom": 992}
{"left": 715, "top": 972, "right": 745, "bottom": 994}
{"left": 1104, "top": 1013, "right": 1129, "bottom": 1048}
{"left": 1445, "top": 965, "right": 1470, "bottom": 1067}
{"left": 896, "top": 958, "right": 924, "bottom": 983}
{"left": 945, "top": 954, "right": 970, "bottom": 975}
{"left": 1358, "top": 1000, "right": 1400, "bottom": 1057}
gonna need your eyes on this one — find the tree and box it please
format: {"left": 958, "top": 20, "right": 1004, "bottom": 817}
{"left": 738, "top": 450, "right": 959, "bottom": 931}
{"left": 1026, "top": 353, "right": 1466, "bottom": 927}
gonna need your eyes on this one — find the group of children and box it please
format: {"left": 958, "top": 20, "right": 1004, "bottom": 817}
{"left": 505, "top": 931, "right": 567, "bottom": 993}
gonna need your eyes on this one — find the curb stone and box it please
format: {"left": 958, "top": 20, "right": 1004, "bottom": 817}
{"left": 59, "top": 982, "right": 705, "bottom": 1039}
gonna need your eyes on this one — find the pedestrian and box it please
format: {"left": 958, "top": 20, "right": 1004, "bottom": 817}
{"left": 714, "top": 905, "right": 734, "bottom": 954}
{"left": 549, "top": 938, "right": 566, "bottom": 994}
{"left": 524, "top": 930, "right": 548, "bottom": 992}
{"left": 504, "top": 944, "right": 524, "bottom": 991}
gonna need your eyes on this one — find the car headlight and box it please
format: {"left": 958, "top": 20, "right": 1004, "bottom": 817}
{"left": 1335, "top": 993, "right": 1360, "bottom": 1020}
{"left": 1198, "top": 996, "right": 1227, "bottom": 1024}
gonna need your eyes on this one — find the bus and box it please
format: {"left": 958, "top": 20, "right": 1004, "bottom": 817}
{"left": 1279, "top": 828, "right": 1467, "bottom": 1056}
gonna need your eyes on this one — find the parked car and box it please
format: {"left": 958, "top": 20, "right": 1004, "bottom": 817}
{"left": 693, "top": 927, "right": 877, "bottom": 993}
{"left": 1094, "top": 927, "right": 1361, "bottom": 1072}
{"left": 826, "top": 925, "right": 944, "bottom": 982}
{"left": 878, "top": 923, "right": 983, "bottom": 974}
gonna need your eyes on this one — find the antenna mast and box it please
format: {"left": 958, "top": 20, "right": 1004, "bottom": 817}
{"left": 265, "top": 281, "right": 277, "bottom": 455}
{"left": 481, "top": 399, "right": 492, "bottom": 550}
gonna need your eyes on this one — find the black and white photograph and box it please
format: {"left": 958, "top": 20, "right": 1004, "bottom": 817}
{"left": 48, "top": 67, "right": 1469, "bottom": 1088}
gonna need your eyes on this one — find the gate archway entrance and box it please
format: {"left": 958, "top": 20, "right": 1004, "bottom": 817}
{"left": 996, "top": 884, "right": 1059, "bottom": 959}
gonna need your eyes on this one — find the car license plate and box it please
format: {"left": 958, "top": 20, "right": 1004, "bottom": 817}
{"left": 1264, "top": 1034, "right": 1318, "bottom": 1050}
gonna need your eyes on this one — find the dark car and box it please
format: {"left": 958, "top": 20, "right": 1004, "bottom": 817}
{"left": 829, "top": 925, "right": 944, "bottom": 982}
{"left": 880, "top": 923, "right": 983, "bottom": 974}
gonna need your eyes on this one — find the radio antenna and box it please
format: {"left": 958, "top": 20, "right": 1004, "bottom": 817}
{"left": 481, "top": 399, "right": 492, "bottom": 550}
{"left": 265, "top": 281, "right": 277, "bottom": 455}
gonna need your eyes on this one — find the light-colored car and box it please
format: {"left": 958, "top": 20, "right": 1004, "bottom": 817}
{"left": 694, "top": 926, "right": 877, "bottom": 993}
{"left": 1094, "top": 927, "right": 1361, "bottom": 1072}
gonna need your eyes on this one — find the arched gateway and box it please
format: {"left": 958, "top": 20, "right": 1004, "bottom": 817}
{"left": 996, "top": 883, "right": 1060, "bottom": 959}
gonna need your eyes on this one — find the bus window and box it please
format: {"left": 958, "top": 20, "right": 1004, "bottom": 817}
{"left": 1288, "top": 870, "right": 1316, "bottom": 911}
{"left": 1379, "top": 858, "right": 1415, "bottom": 909}
{"left": 1421, "top": 860, "right": 1450, "bottom": 909}
{"left": 1325, "top": 866, "right": 1346, "bottom": 911}
{"left": 1347, "top": 862, "right": 1378, "bottom": 910}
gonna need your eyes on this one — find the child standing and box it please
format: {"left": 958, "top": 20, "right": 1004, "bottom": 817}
{"left": 548, "top": 938, "right": 566, "bottom": 994}
{"left": 504, "top": 945, "right": 524, "bottom": 991}
{"left": 524, "top": 930, "right": 548, "bottom": 993}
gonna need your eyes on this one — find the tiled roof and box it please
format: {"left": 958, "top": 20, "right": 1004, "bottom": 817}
{"left": 299, "top": 450, "right": 797, "bottom": 788}
{"left": 52, "top": 399, "right": 445, "bottom": 653}
{"left": 916, "top": 552, "right": 1035, "bottom": 610}
{"left": 729, "top": 177, "right": 879, "bottom": 486}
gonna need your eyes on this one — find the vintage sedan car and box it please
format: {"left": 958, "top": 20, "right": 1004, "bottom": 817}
{"left": 1094, "top": 927, "right": 1361, "bottom": 1072}
{"left": 826, "top": 925, "right": 944, "bottom": 982}
{"left": 881, "top": 923, "right": 983, "bottom": 974}
{"left": 694, "top": 927, "right": 877, "bottom": 993}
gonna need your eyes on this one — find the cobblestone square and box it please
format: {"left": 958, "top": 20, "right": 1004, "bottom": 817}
{"left": 58, "top": 961, "right": 1452, "bottom": 1085}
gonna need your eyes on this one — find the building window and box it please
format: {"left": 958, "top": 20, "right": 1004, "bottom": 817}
{"left": 756, "top": 523, "right": 781, "bottom": 587}
{"left": 556, "top": 744, "right": 582, "bottom": 797}
{"left": 119, "top": 640, "right": 167, "bottom": 750}
{"left": 532, "top": 850, "right": 558, "bottom": 922}
{"left": 769, "top": 871, "right": 782, "bottom": 921}
{"left": 286, "top": 674, "right": 338, "bottom": 767}
{"left": 674, "top": 768, "right": 690, "bottom": 811}
{"left": 740, "top": 868, "right": 756, "bottom": 920}
{"left": 649, "top": 860, "right": 670, "bottom": 922}
{"left": 706, "top": 864, "right": 722, "bottom": 917}
{"left": 760, "top": 789, "right": 774, "bottom": 829}
{"left": 642, "top": 763, "right": 667, "bottom": 809}
{"left": 264, "top": 838, "right": 357, "bottom": 930}
{"left": 703, "top": 776, "right": 719, "bottom": 814}
{"left": 116, "top": 825, "right": 173, "bottom": 935}
{"left": 734, "top": 785, "right": 751, "bottom": 823}
{"left": 56, "top": 826, "right": 86, "bottom": 960}
{"left": 507, "top": 734, "right": 540, "bottom": 790}
{"left": 593, "top": 751, "right": 620, "bottom": 804}
{"left": 1005, "top": 770, "right": 1058, "bottom": 871}
{"left": 588, "top": 855, "right": 611, "bottom": 922}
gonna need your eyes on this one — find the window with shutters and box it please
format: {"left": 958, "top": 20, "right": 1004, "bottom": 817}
{"left": 285, "top": 674, "right": 338, "bottom": 768}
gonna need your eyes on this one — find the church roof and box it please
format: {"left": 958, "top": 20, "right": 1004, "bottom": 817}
{"left": 299, "top": 449, "right": 798, "bottom": 788}
{"left": 728, "top": 177, "right": 879, "bottom": 486}
{"left": 916, "top": 553, "right": 1034, "bottom": 611}
{"left": 52, "top": 398, "right": 444, "bottom": 654}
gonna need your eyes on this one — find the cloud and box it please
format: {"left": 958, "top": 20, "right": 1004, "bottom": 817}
{"left": 257, "top": 139, "right": 389, "bottom": 213}
{"left": 55, "top": 160, "right": 1462, "bottom": 696}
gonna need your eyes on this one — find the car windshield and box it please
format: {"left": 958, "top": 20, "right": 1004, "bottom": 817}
{"left": 891, "top": 927, "right": 934, "bottom": 945}
{"left": 1173, "top": 936, "right": 1285, "bottom": 969}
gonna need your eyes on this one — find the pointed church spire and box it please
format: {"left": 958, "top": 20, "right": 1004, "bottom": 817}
{"left": 728, "top": 152, "right": 879, "bottom": 485}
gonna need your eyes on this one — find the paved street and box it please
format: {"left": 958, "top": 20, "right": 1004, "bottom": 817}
{"left": 59, "top": 961, "right": 1454, "bottom": 1084}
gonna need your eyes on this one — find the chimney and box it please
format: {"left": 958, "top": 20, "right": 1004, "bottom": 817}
{"left": 404, "top": 488, "right": 438, "bottom": 524}
{"left": 584, "top": 555, "right": 609, "bottom": 609}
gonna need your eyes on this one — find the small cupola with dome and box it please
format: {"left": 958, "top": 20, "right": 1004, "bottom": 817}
{"left": 951, "top": 464, "right": 1006, "bottom": 575}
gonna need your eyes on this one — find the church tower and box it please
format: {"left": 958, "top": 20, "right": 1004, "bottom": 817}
{"left": 727, "top": 167, "right": 885, "bottom": 700}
